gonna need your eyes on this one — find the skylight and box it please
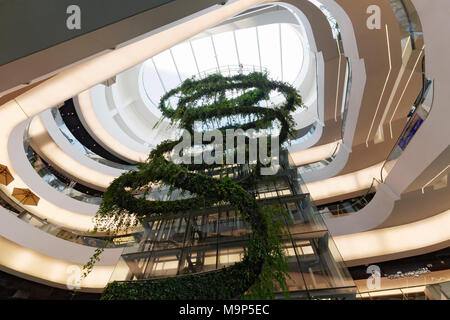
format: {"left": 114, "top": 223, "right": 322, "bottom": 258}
{"left": 142, "top": 23, "right": 305, "bottom": 107}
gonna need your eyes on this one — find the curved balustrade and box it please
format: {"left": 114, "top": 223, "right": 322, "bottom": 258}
{"left": 341, "top": 57, "right": 352, "bottom": 135}
{"left": 309, "top": 0, "right": 341, "bottom": 41}
{"left": 388, "top": 0, "right": 423, "bottom": 50}
{"left": 0, "top": 188, "right": 140, "bottom": 248}
{"left": 285, "top": 122, "right": 317, "bottom": 147}
{"left": 381, "top": 79, "right": 433, "bottom": 182}
{"left": 24, "top": 144, "right": 103, "bottom": 205}
{"left": 51, "top": 108, "right": 137, "bottom": 171}
{"left": 308, "top": 82, "right": 433, "bottom": 217}
{"left": 316, "top": 178, "right": 379, "bottom": 217}
{"left": 296, "top": 140, "right": 341, "bottom": 174}
{"left": 309, "top": 0, "right": 352, "bottom": 136}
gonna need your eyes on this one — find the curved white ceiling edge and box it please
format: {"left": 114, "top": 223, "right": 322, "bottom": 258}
{"left": 290, "top": 139, "right": 341, "bottom": 166}
{"left": 0, "top": 207, "right": 122, "bottom": 266}
{"left": 274, "top": 1, "right": 325, "bottom": 139}
{"left": 325, "top": 0, "right": 450, "bottom": 237}
{"left": 10, "top": 120, "right": 98, "bottom": 214}
{"left": 11, "top": 0, "right": 272, "bottom": 123}
{"left": 300, "top": 142, "right": 351, "bottom": 183}
{"left": 279, "top": 0, "right": 366, "bottom": 180}
{"left": 306, "top": 161, "right": 383, "bottom": 201}
{"left": 90, "top": 16, "right": 319, "bottom": 153}
{"left": 334, "top": 208, "right": 450, "bottom": 267}
{"left": 0, "top": 234, "right": 120, "bottom": 292}
{"left": 0, "top": 0, "right": 273, "bottom": 231}
{"left": 40, "top": 109, "right": 126, "bottom": 178}
{"left": 110, "top": 65, "right": 176, "bottom": 144}
{"left": 324, "top": 182, "right": 397, "bottom": 237}
{"left": 7, "top": 121, "right": 99, "bottom": 232}
{"left": 76, "top": 90, "right": 150, "bottom": 163}
{"left": 287, "top": 121, "right": 323, "bottom": 153}
{"left": 29, "top": 115, "right": 119, "bottom": 190}
{"left": 90, "top": 84, "right": 152, "bottom": 154}
{"left": 0, "top": 105, "right": 96, "bottom": 232}
{"left": 112, "top": 65, "right": 161, "bottom": 145}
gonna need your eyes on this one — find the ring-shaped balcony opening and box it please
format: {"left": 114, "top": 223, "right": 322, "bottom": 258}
{"left": 141, "top": 22, "right": 309, "bottom": 117}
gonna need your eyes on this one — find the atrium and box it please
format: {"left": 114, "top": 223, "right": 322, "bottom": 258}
{"left": 0, "top": 0, "right": 449, "bottom": 302}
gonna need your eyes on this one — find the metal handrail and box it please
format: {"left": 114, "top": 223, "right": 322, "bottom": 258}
{"left": 0, "top": 188, "right": 137, "bottom": 248}
{"left": 317, "top": 177, "right": 380, "bottom": 217}
{"left": 380, "top": 78, "right": 433, "bottom": 182}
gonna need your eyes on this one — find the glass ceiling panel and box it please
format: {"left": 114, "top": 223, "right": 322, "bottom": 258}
{"left": 142, "top": 23, "right": 305, "bottom": 108}
{"left": 258, "top": 24, "right": 282, "bottom": 81}
{"left": 142, "top": 59, "right": 166, "bottom": 105}
{"left": 212, "top": 31, "right": 239, "bottom": 68}
{"left": 191, "top": 37, "right": 218, "bottom": 73}
{"left": 281, "top": 24, "right": 304, "bottom": 84}
{"left": 235, "top": 27, "right": 260, "bottom": 68}
{"left": 153, "top": 49, "right": 181, "bottom": 91}
{"left": 171, "top": 42, "right": 199, "bottom": 81}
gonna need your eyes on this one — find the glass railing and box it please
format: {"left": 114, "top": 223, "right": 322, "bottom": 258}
{"left": 381, "top": 79, "right": 433, "bottom": 181}
{"left": 302, "top": 79, "right": 433, "bottom": 215}
{"left": 51, "top": 108, "right": 137, "bottom": 171}
{"left": 308, "top": 0, "right": 341, "bottom": 41}
{"left": 309, "top": 0, "right": 352, "bottom": 141}
{"left": 315, "top": 178, "right": 380, "bottom": 218}
{"left": 285, "top": 122, "right": 317, "bottom": 148}
{"left": 388, "top": 0, "right": 423, "bottom": 51}
{"left": 296, "top": 140, "right": 341, "bottom": 174}
{"left": 309, "top": 78, "right": 433, "bottom": 215}
{"left": 341, "top": 57, "right": 352, "bottom": 135}
{"left": 425, "top": 281, "right": 450, "bottom": 300}
{"left": 23, "top": 130, "right": 103, "bottom": 205}
{"left": 0, "top": 188, "right": 140, "bottom": 248}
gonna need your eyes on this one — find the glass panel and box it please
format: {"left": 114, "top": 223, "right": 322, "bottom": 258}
{"left": 218, "top": 210, "right": 250, "bottom": 243}
{"left": 212, "top": 31, "right": 239, "bottom": 68}
{"left": 293, "top": 232, "right": 355, "bottom": 291}
{"left": 281, "top": 240, "right": 307, "bottom": 292}
{"left": 258, "top": 24, "right": 282, "bottom": 80}
{"left": 235, "top": 27, "right": 259, "bottom": 67}
{"left": 142, "top": 59, "right": 166, "bottom": 105}
{"left": 179, "top": 244, "right": 218, "bottom": 274}
{"left": 200, "top": 212, "right": 219, "bottom": 242}
{"left": 217, "top": 241, "right": 247, "bottom": 268}
{"left": 191, "top": 37, "right": 218, "bottom": 73}
{"left": 171, "top": 42, "right": 199, "bottom": 80}
{"left": 145, "top": 250, "right": 181, "bottom": 278}
{"left": 152, "top": 49, "right": 181, "bottom": 92}
{"left": 281, "top": 24, "right": 303, "bottom": 83}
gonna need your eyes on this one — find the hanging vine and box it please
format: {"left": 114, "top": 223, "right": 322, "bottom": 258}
{"left": 89, "top": 72, "right": 303, "bottom": 299}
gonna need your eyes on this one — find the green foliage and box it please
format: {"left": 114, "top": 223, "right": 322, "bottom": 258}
{"left": 81, "top": 240, "right": 109, "bottom": 279}
{"left": 89, "top": 72, "right": 303, "bottom": 299}
{"left": 102, "top": 258, "right": 261, "bottom": 300}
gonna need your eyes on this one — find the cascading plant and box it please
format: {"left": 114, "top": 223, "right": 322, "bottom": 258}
{"left": 85, "top": 72, "right": 303, "bottom": 299}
